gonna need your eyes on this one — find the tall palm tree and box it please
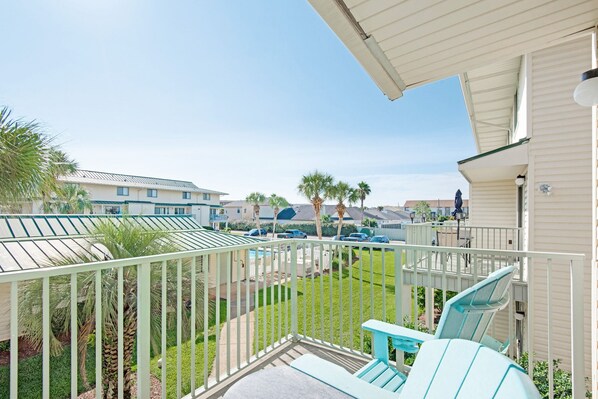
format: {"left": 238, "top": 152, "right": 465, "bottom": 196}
{"left": 330, "top": 181, "right": 358, "bottom": 238}
{"left": 45, "top": 183, "right": 92, "bottom": 214}
{"left": 297, "top": 171, "right": 334, "bottom": 240}
{"left": 356, "top": 181, "right": 371, "bottom": 225}
{"left": 19, "top": 218, "right": 204, "bottom": 398}
{"left": 246, "top": 192, "right": 266, "bottom": 235}
{"left": 0, "top": 107, "right": 76, "bottom": 209}
{"left": 268, "top": 194, "right": 289, "bottom": 239}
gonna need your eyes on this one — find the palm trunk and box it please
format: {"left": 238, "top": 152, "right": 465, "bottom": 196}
{"left": 337, "top": 214, "right": 344, "bottom": 238}
{"left": 314, "top": 208, "right": 322, "bottom": 240}
{"left": 360, "top": 198, "right": 364, "bottom": 224}
{"left": 78, "top": 317, "right": 95, "bottom": 389}
{"left": 272, "top": 214, "right": 278, "bottom": 239}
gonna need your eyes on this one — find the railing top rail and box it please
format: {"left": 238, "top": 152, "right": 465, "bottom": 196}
{"left": 0, "top": 238, "right": 584, "bottom": 284}
{"left": 434, "top": 225, "right": 523, "bottom": 230}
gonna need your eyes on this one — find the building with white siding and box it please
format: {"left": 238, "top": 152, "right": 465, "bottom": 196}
{"left": 26, "top": 170, "right": 228, "bottom": 227}
{"left": 308, "top": 1, "right": 598, "bottom": 394}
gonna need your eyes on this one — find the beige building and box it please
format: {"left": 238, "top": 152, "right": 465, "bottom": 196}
{"left": 28, "top": 170, "right": 228, "bottom": 227}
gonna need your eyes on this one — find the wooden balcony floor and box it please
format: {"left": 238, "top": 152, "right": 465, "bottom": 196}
{"left": 199, "top": 341, "right": 370, "bottom": 399}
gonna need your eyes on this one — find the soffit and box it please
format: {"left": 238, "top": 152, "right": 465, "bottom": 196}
{"left": 309, "top": 0, "right": 598, "bottom": 99}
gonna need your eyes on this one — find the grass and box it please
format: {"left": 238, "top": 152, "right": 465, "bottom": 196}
{"left": 254, "top": 248, "right": 406, "bottom": 354}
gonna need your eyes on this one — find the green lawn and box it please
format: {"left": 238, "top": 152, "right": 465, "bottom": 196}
{"left": 254, "top": 248, "right": 406, "bottom": 354}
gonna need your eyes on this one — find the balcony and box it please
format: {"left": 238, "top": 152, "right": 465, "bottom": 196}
{"left": 209, "top": 214, "right": 228, "bottom": 223}
{"left": 0, "top": 239, "right": 586, "bottom": 398}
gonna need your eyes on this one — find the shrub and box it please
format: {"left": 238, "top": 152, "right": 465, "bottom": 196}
{"left": 517, "top": 353, "right": 591, "bottom": 398}
{"left": 330, "top": 247, "right": 358, "bottom": 270}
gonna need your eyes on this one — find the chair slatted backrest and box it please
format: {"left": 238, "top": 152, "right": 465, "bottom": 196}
{"left": 435, "top": 266, "right": 516, "bottom": 342}
{"left": 400, "top": 339, "right": 540, "bottom": 398}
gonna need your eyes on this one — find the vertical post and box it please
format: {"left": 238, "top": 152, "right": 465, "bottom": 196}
{"left": 290, "top": 240, "right": 298, "bottom": 341}
{"left": 10, "top": 281, "right": 19, "bottom": 399}
{"left": 137, "top": 262, "right": 151, "bottom": 399}
{"left": 42, "top": 277, "right": 50, "bottom": 399}
{"left": 570, "top": 258, "right": 585, "bottom": 398}
{"left": 394, "top": 249, "right": 404, "bottom": 370}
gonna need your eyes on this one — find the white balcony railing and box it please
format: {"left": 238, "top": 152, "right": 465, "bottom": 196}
{"left": 0, "top": 239, "right": 586, "bottom": 398}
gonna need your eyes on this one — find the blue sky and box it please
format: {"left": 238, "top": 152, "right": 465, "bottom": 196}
{"left": 1, "top": 1, "right": 475, "bottom": 206}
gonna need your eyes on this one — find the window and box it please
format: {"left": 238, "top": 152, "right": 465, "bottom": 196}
{"left": 182, "top": 192, "right": 191, "bottom": 199}
{"left": 174, "top": 207, "right": 185, "bottom": 215}
{"left": 155, "top": 207, "right": 169, "bottom": 215}
{"left": 147, "top": 189, "right": 158, "bottom": 198}
{"left": 105, "top": 206, "right": 121, "bottom": 215}
{"left": 117, "top": 187, "right": 129, "bottom": 196}
{"left": 237, "top": 209, "right": 240, "bottom": 214}
{"left": 203, "top": 193, "right": 211, "bottom": 200}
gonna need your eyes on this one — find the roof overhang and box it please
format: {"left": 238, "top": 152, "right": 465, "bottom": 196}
{"left": 458, "top": 139, "right": 529, "bottom": 183}
{"left": 308, "top": 0, "right": 598, "bottom": 100}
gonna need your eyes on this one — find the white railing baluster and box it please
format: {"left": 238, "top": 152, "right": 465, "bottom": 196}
{"left": 271, "top": 245, "right": 276, "bottom": 347}
{"left": 310, "top": 243, "right": 315, "bottom": 340}
{"left": 320, "top": 243, "right": 324, "bottom": 343}
{"left": 235, "top": 251, "right": 241, "bottom": 371}
{"left": 136, "top": 263, "right": 150, "bottom": 399}
{"left": 261, "top": 249, "right": 267, "bottom": 351}
{"left": 161, "top": 261, "right": 167, "bottom": 399}
{"left": 547, "top": 259, "right": 553, "bottom": 399}
{"left": 302, "top": 244, "right": 307, "bottom": 338}
{"left": 395, "top": 249, "right": 404, "bottom": 371}
{"left": 359, "top": 247, "right": 364, "bottom": 354}
{"left": 176, "top": 258, "right": 183, "bottom": 397}
{"left": 570, "top": 258, "right": 585, "bottom": 398}
{"left": 43, "top": 276, "right": 50, "bottom": 399}
{"left": 215, "top": 253, "right": 221, "bottom": 379}
{"left": 339, "top": 244, "right": 343, "bottom": 348}
{"left": 226, "top": 252, "right": 231, "bottom": 374}
{"left": 190, "top": 256, "right": 197, "bottom": 397}
{"left": 203, "top": 255, "right": 209, "bottom": 390}
{"left": 290, "top": 241, "right": 298, "bottom": 341}
{"left": 527, "top": 258, "right": 534, "bottom": 381}
{"left": 70, "top": 274, "right": 78, "bottom": 399}
{"left": 381, "top": 248, "right": 386, "bottom": 321}
{"left": 95, "top": 270, "right": 102, "bottom": 399}
{"left": 10, "top": 281, "right": 18, "bottom": 399}
{"left": 348, "top": 245, "right": 353, "bottom": 351}
{"left": 117, "top": 266, "right": 124, "bottom": 399}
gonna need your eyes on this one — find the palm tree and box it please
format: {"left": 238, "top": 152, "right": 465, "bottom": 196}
{"left": 356, "top": 181, "right": 371, "bottom": 225}
{"left": 45, "top": 183, "right": 92, "bottom": 214}
{"left": 246, "top": 192, "right": 266, "bottom": 235}
{"left": 268, "top": 194, "right": 289, "bottom": 239}
{"left": 19, "top": 218, "right": 205, "bottom": 398}
{"left": 0, "top": 107, "right": 76, "bottom": 209}
{"left": 297, "top": 171, "right": 334, "bottom": 240}
{"left": 330, "top": 181, "right": 358, "bottom": 238}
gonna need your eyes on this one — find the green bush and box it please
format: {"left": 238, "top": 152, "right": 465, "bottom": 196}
{"left": 517, "top": 353, "right": 590, "bottom": 398}
{"left": 330, "top": 247, "right": 358, "bottom": 270}
{"left": 227, "top": 221, "right": 358, "bottom": 237}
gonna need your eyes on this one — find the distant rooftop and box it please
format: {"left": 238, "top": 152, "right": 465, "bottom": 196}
{"left": 402, "top": 200, "right": 469, "bottom": 209}
{"left": 62, "top": 170, "right": 227, "bottom": 195}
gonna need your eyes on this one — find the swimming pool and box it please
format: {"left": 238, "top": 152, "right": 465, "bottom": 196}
{"left": 249, "top": 249, "right": 272, "bottom": 259}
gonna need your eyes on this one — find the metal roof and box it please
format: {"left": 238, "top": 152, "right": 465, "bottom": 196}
{"left": 62, "top": 170, "right": 228, "bottom": 195}
{"left": 0, "top": 215, "right": 260, "bottom": 272}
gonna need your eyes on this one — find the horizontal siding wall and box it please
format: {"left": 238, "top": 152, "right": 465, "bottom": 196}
{"left": 529, "top": 35, "right": 593, "bottom": 374}
{"left": 469, "top": 180, "right": 517, "bottom": 228}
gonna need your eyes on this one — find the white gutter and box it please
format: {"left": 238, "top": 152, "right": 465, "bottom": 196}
{"left": 308, "top": 0, "right": 406, "bottom": 100}
{"left": 459, "top": 72, "right": 482, "bottom": 154}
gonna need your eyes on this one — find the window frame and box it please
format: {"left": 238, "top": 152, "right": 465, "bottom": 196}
{"left": 182, "top": 192, "right": 191, "bottom": 200}
{"left": 116, "top": 187, "right": 129, "bottom": 196}
{"left": 147, "top": 189, "right": 158, "bottom": 198}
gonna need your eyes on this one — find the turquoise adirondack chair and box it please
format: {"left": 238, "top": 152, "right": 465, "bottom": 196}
{"left": 290, "top": 338, "right": 540, "bottom": 398}
{"left": 337, "top": 265, "right": 516, "bottom": 395}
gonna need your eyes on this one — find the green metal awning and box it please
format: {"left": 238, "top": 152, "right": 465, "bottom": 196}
{"left": 0, "top": 215, "right": 261, "bottom": 272}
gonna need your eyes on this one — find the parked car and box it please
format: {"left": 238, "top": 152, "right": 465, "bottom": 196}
{"left": 244, "top": 228, "right": 267, "bottom": 237}
{"left": 332, "top": 235, "right": 346, "bottom": 241}
{"left": 277, "top": 229, "right": 308, "bottom": 239}
{"left": 343, "top": 233, "right": 369, "bottom": 242}
{"left": 370, "top": 235, "right": 390, "bottom": 244}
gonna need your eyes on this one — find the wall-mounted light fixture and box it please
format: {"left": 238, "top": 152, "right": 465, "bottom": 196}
{"left": 515, "top": 175, "right": 526, "bottom": 187}
{"left": 539, "top": 183, "right": 552, "bottom": 196}
{"left": 573, "top": 68, "right": 598, "bottom": 106}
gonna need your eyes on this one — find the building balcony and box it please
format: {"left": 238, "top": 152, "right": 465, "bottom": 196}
{"left": 0, "top": 239, "right": 586, "bottom": 398}
{"left": 210, "top": 214, "right": 229, "bottom": 222}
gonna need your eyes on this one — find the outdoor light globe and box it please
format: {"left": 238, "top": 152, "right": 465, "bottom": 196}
{"left": 573, "top": 68, "right": 598, "bottom": 107}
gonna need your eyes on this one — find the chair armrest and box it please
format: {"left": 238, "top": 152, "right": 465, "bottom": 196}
{"left": 362, "top": 320, "right": 434, "bottom": 354}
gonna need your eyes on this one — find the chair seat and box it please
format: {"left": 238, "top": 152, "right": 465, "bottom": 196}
{"left": 354, "top": 359, "right": 407, "bottom": 393}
